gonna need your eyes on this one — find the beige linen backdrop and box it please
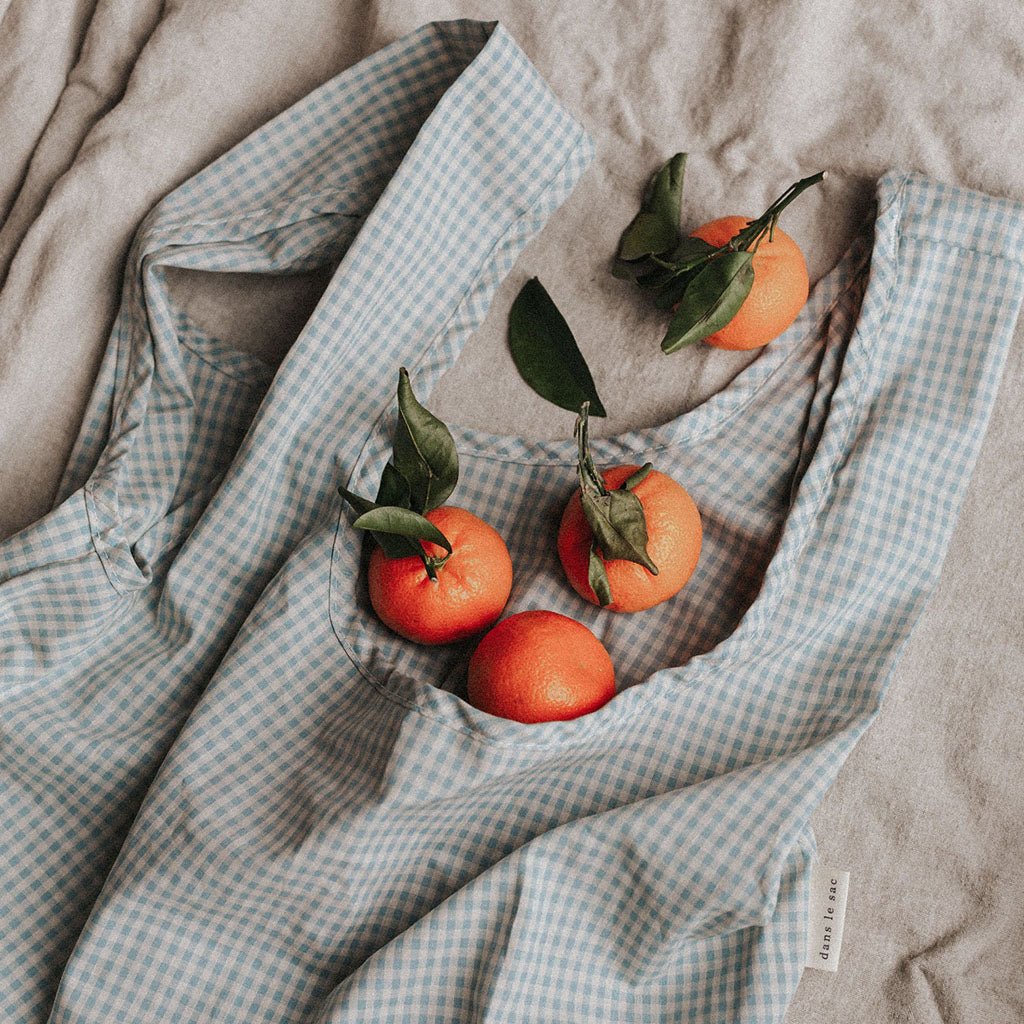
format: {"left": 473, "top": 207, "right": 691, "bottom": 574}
{"left": 1, "top": 2, "right": 1022, "bottom": 1020}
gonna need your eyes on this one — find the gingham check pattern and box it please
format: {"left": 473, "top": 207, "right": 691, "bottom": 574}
{"left": 2, "top": 18, "right": 1022, "bottom": 1024}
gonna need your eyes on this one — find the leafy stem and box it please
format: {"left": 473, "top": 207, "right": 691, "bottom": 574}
{"left": 574, "top": 400, "right": 608, "bottom": 498}
{"left": 615, "top": 156, "right": 828, "bottom": 352}
{"left": 338, "top": 368, "right": 459, "bottom": 582}
{"left": 574, "top": 403, "right": 658, "bottom": 607}
{"left": 724, "top": 171, "right": 828, "bottom": 255}
{"left": 349, "top": 504, "right": 453, "bottom": 582}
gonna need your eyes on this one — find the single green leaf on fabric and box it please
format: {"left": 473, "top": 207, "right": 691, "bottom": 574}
{"left": 392, "top": 367, "right": 459, "bottom": 513}
{"left": 617, "top": 153, "right": 688, "bottom": 261}
{"left": 508, "top": 278, "right": 607, "bottom": 417}
{"left": 573, "top": 404, "right": 658, "bottom": 575}
{"left": 588, "top": 543, "right": 614, "bottom": 607}
{"left": 376, "top": 462, "right": 411, "bottom": 509}
{"left": 338, "top": 485, "right": 421, "bottom": 559}
{"left": 661, "top": 251, "right": 755, "bottom": 354}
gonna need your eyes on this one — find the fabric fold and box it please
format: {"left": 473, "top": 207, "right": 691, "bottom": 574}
{"left": 0, "top": 22, "right": 594, "bottom": 1023}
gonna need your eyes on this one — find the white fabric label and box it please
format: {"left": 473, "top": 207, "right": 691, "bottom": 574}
{"left": 804, "top": 864, "right": 850, "bottom": 972}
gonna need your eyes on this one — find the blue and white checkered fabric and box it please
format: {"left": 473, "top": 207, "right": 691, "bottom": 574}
{"left": 2, "top": 18, "right": 1023, "bottom": 1024}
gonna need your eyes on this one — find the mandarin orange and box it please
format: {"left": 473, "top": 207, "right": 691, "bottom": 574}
{"left": 367, "top": 506, "right": 512, "bottom": 645}
{"left": 467, "top": 610, "right": 616, "bottom": 723}
{"left": 690, "top": 215, "right": 809, "bottom": 350}
{"left": 558, "top": 464, "right": 701, "bottom": 612}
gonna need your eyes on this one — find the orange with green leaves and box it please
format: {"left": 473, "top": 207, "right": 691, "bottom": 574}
{"left": 557, "top": 404, "right": 702, "bottom": 613}
{"left": 339, "top": 369, "right": 512, "bottom": 646}
{"left": 614, "top": 153, "right": 824, "bottom": 352}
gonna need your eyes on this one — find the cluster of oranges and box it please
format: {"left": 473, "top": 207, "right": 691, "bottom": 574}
{"left": 362, "top": 192, "right": 814, "bottom": 724}
{"left": 368, "top": 455, "right": 703, "bottom": 725}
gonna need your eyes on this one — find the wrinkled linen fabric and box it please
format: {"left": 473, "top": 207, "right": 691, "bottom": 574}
{"left": 0, "top": 21, "right": 588, "bottom": 1018}
{"left": 2, "top": 18, "right": 1023, "bottom": 1024}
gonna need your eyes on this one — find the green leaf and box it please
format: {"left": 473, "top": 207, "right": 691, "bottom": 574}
{"left": 351, "top": 506, "right": 452, "bottom": 554}
{"left": 376, "top": 462, "right": 411, "bottom": 508}
{"left": 647, "top": 276, "right": 696, "bottom": 311}
{"left": 588, "top": 544, "right": 613, "bottom": 607}
{"left": 661, "top": 251, "right": 755, "bottom": 354}
{"left": 654, "top": 235, "right": 718, "bottom": 272}
{"left": 612, "top": 257, "right": 645, "bottom": 281}
{"left": 635, "top": 264, "right": 680, "bottom": 290}
{"left": 619, "top": 211, "right": 677, "bottom": 262}
{"left": 649, "top": 267, "right": 706, "bottom": 312}
{"left": 582, "top": 487, "right": 659, "bottom": 573}
{"left": 337, "top": 485, "right": 376, "bottom": 518}
{"left": 392, "top": 367, "right": 459, "bottom": 513}
{"left": 338, "top": 485, "right": 421, "bottom": 559}
{"left": 508, "top": 278, "right": 607, "bottom": 418}
{"left": 617, "top": 153, "right": 688, "bottom": 261}
{"left": 573, "top": 404, "right": 658, "bottom": 575}
{"left": 647, "top": 152, "right": 687, "bottom": 237}
{"left": 637, "top": 238, "right": 718, "bottom": 310}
